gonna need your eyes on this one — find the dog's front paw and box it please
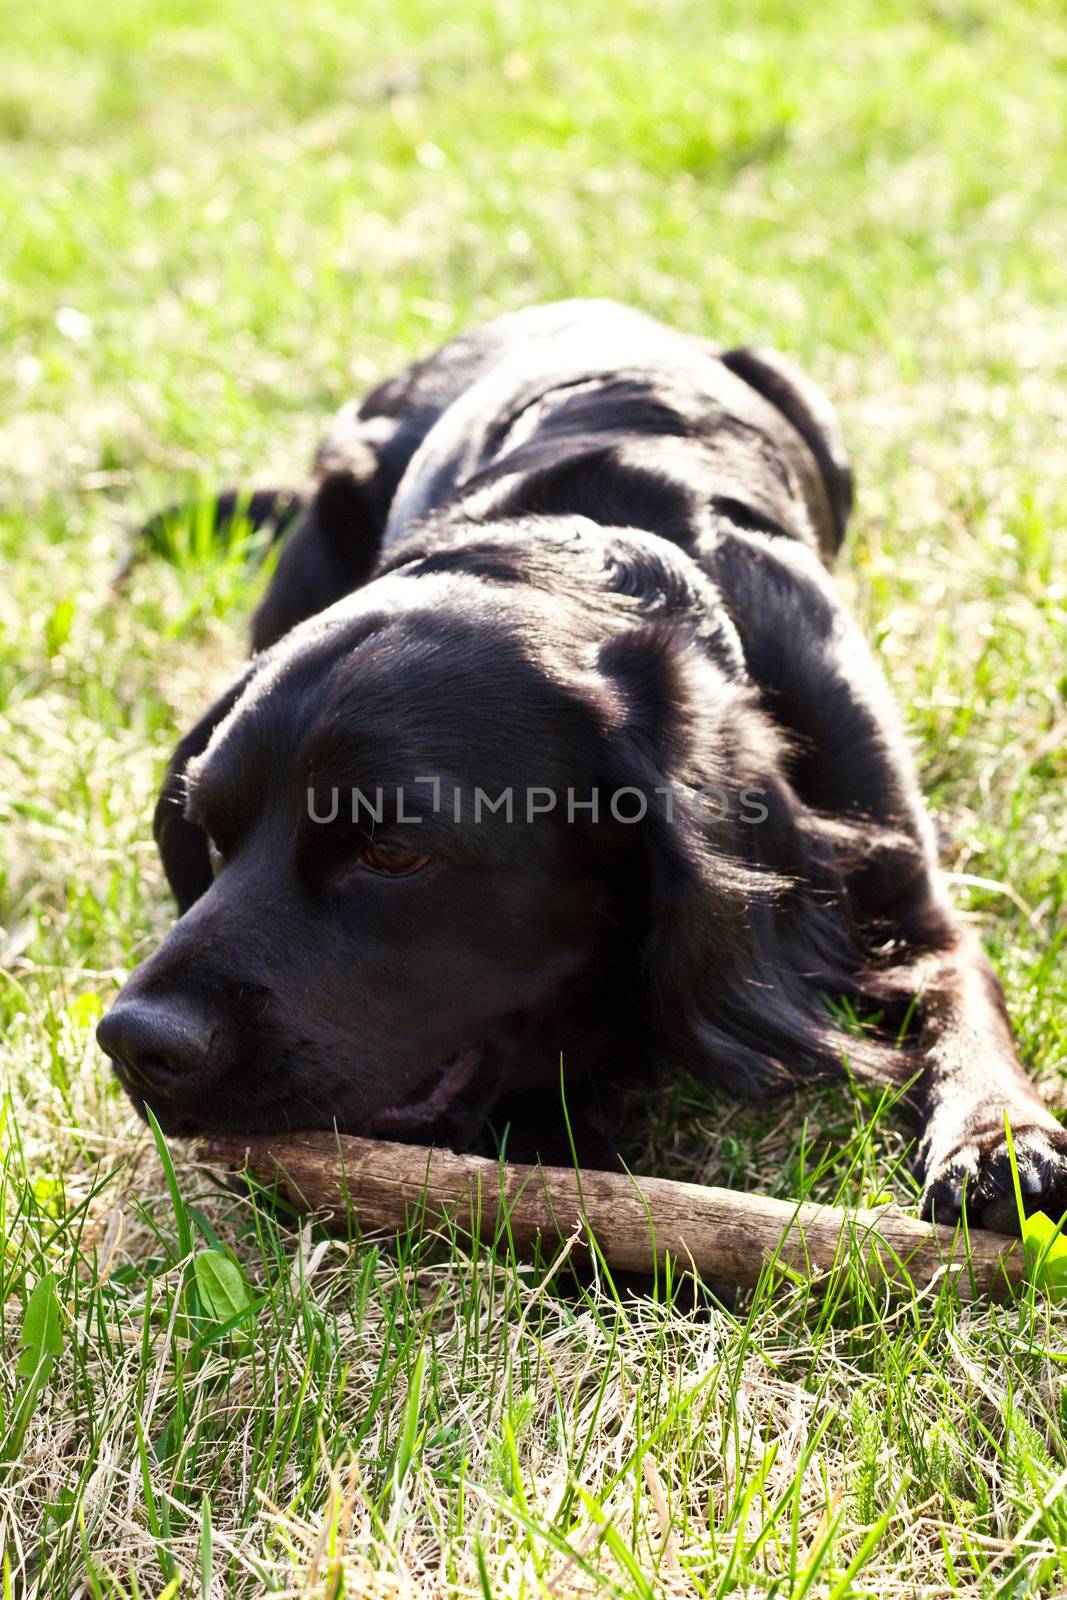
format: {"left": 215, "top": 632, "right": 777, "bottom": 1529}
{"left": 920, "top": 1122, "right": 1067, "bottom": 1235}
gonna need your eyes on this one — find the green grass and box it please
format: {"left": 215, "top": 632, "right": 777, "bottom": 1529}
{"left": 3, "top": 0, "right": 1067, "bottom": 1591}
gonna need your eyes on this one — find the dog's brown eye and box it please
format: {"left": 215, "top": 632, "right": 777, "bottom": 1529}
{"left": 359, "top": 842, "right": 429, "bottom": 876}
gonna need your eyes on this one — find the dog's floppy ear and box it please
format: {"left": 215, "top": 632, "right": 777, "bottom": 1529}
{"left": 153, "top": 670, "right": 255, "bottom": 913}
{"left": 720, "top": 345, "right": 853, "bottom": 561}
{"left": 597, "top": 625, "right": 893, "bottom": 1095}
{"left": 250, "top": 468, "right": 385, "bottom": 651}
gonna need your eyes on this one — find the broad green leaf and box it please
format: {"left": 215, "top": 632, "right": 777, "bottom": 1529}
{"left": 16, "top": 1273, "right": 63, "bottom": 1379}
{"left": 193, "top": 1250, "right": 252, "bottom": 1324}
{"left": 1022, "top": 1212, "right": 1067, "bottom": 1301}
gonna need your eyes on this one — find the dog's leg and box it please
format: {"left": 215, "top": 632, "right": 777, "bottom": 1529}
{"left": 485, "top": 1085, "right": 624, "bottom": 1172}
{"left": 906, "top": 930, "right": 1067, "bottom": 1230}
{"left": 249, "top": 467, "right": 386, "bottom": 651}
{"left": 709, "top": 530, "right": 1067, "bottom": 1229}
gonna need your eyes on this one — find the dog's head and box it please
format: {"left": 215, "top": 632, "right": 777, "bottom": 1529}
{"left": 98, "top": 524, "right": 852, "bottom": 1142}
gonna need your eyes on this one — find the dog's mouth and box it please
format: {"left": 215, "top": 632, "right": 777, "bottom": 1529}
{"left": 365, "top": 1043, "right": 484, "bottom": 1133}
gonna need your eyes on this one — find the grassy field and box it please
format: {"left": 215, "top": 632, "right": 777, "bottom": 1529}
{"left": 3, "top": 0, "right": 1067, "bottom": 1592}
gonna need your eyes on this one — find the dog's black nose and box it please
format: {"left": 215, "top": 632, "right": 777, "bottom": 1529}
{"left": 97, "top": 998, "right": 216, "bottom": 1096}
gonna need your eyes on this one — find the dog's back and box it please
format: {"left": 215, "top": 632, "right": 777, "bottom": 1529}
{"left": 252, "top": 300, "right": 851, "bottom": 650}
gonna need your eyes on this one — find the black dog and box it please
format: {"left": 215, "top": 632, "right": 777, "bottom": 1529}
{"left": 98, "top": 299, "right": 1067, "bottom": 1229}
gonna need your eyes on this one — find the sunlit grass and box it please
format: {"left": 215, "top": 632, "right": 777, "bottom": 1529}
{"left": 2, "top": 0, "right": 1066, "bottom": 1591}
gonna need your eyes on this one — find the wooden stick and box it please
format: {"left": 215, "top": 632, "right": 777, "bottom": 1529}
{"left": 196, "top": 1130, "right": 1025, "bottom": 1302}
